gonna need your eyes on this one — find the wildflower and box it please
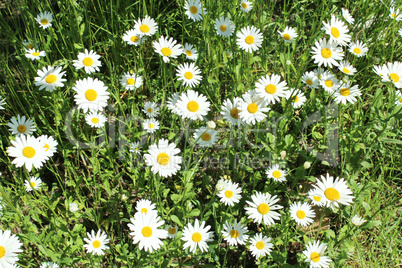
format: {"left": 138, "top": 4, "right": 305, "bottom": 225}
{"left": 144, "top": 139, "right": 182, "bottom": 178}
{"left": 236, "top": 26, "right": 263, "bottom": 53}
{"left": 83, "top": 230, "right": 110, "bottom": 256}
{"left": 181, "top": 219, "right": 213, "bottom": 253}
{"left": 35, "top": 11, "right": 53, "bottom": 29}
{"left": 34, "top": 66, "right": 66, "bottom": 92}
{"left": 72, "top": 49, "right": 102, "bottom": 74}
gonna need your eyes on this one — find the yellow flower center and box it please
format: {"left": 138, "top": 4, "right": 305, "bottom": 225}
{"left": 229, "top": 229, "right": 239, "bottom": 238}
{"left": 247, "top": 103, "right": 258, "bottom": 113}
{"left": 283, "top": 33, "right": 291, "bottom": 40}
{"left": 147, "top": 108, "right": 153, "bottom": 113}
{"left": 27, "top": 44, "right": 33, "bottom": 49}
{"left": 168, "top": 227, "right": 176, "bottom": 234}
{"left": 331, "top": 27, "right": 340, "bottom": 38}
{"left": 141, "top": 208, "right": 148, "bottom": 214}
{"left": 392, "top": 13, "right": 396, "bottom": 18}
{"left": 321, "top": 48, "right": 332, "bottom": 59}
{"left": 30, "top": 182, "right": 36, "bottom": 188}
{"left": 126, "top": 78, "right": 135, "bottom": 85}
{"left": 130, "top": 36, "right": 139, "bottom": 42}
{"left": 390, "top": 73, "right": 400, "bottom": 83}
{"left": 148, "top": 123, "right": 154, "bottom": 129}
{"left": 192, "top": 232, "right": 202, "bottom": 242}
{"left": 257, "top": 203, "right": 270, "bottom": 214}
{"left": 353, "top": 47, "right": 361, "bottom": 54}
{"left": 313, "top": 196, "right": 321, "bottom": 202}
{"left": 245, "top": 35, "right": 254, "bottom": 44}
{"left": 92, "top": 240, "right": 101, "bottom": 248}
{"left": 296, "top": 210, "right": 306, "bottom": 219}
{"left": 399, "top": 98, "right": 402, "bottom": 103}
{"left": 187, "top": 101, "right": 199, "bottom": 112}
{"left": 44, "top": 143, "right": 49, "bottom": 151}
{"left": 184, "top": 72, "right": 193, "bottom": 80}
{"left": 45, "top": 74, "right": 57, "bottom": 84}
{"left": 306, "top": 79, "right": 313, "bottom": 86}
{"left": 224, "top": 190, "right": 233, "bottom": 198}
{"left": 41, "top": 19, "right": 48, "bottom": 25}
{"left": 82, "top": 57, "right": 93, "bottom": 66}
{"left": 201, "top": 133, "right": 211, "bottom": 141}
{"left": 157, "top": 153, "right": 170, "bottom": 165}
{"left": 310, "top": 252, "right": 320, "bottom": 263}
{"left": 161, "top": 47, "right": 172, "bottom": 57}
{"left": 242, "top": 3, "right": 247, "bottom": 8}
{"left": 340, "top": 88, "right": 350, "bottom": 96}
{"left": 256, "top": 241, "right": 265, "bottom": 250}
{"left": 324, "top": 187, "right": 340, "bottom": 201}
{"left": 325, "top": 80, "right": 333, "bottom": 87}
{"left": 342, "top": 68, "right": 350, "bottom": 74}
{"left": 186, "top": 50, "right": 192, "bottom": 56}
{"left": 142, "top": 226, "right": 152, "bottom": 237}
{"left": 91, "top": 118, "right": 99, "bottom": 124}
{"left": 190, "top": 6, "right": 198, "bottom": 14}
{"left": 272, "top": 170, "right": 281, "bottom": 178}
{"left": 17, "top": 125, "right": 27, "bottom": 133}
{"left": 292, "top": 96, "right": 299, "bottom": 103}
{"left": 220, "top": 25, "right": 227, "bottom": 32}
{"left": 265, "top": 84, "right": 277, "bottom": 94}
{"left": 140, "top": 24, "right": 149, "bottom": 33}
{"left": 230, "top": 108, "right": 240, "bottom": 119}
{"left": 22, "top": 146, "right": 36, "bottom": 158}
{"left": 0, "top": 246, "right": 5, "bottom": 258}
{"left": 32, "top": 52, "right": 40, "bottom": 56}
{"left": 85, "top": 89, "right": 97, "bottom": 101}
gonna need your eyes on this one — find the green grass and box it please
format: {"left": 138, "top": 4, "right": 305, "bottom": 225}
{"left": 0, "top": 0, "right": 402, "bottom": 267}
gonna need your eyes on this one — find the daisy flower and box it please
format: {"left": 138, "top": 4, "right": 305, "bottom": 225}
{"left": 287, "top": 89, "right": 307, "bottom": 108}
{"left": 266, "top": 164, "right": 287, "bottom": 182}
{"left": 0, "top": 230, "right": 23, "bottom": 267}
{"left": 83, "top": 230, "right": 110, "bottom": 256}
{"left": 72, "top": 49, "right": 102, "bottom": 74}
{"left": 120, "top": 72, "right": 143, "bottom": 90}
{"left": 135, "top": 199, "right": 157, "bottom": 216}
{"left": 38, "top": 135, "right": 58, "bottom": 158}
{"left": 237, "top": 26, "right": 263, "bottom": 53}
{"left": 221, "top": 219, "right": 249, "bottom": 246}
{"left": 382, "top": 61, "right": 402, "bottom": 88}
{"left": 25, "top": 49, "right": 45, "bottom": 61}
{"left": 333, "top": 82, "right": 361, "bottom": 104}
{"left": 7, "top": 135, "right": 48, "bottom": 171}
{"left": 319, "top": 71, "right": 340, "bottom": 93}
{"left": 322, "top": 14, "right": 351, "bottom": 46}
{"left": 176, "top": 90, "right": 210, "bottom": 120}
{"left": 394, "top": 91, "right": 402, "bottom": 105}
{"left": 72, "top": 77, "right": 110, "bottom": 112}
{"left": 255, "top": 74, "right": 288, "bottom": 104}
{"left": 176, "top": 63, "right": 202, "bottom": 88}
{"left": 40, "top": 263, "right": 59, "bottom": 268}
{"left": 130, "top": 142, "right": 141, "bottom": 154}
{"left": 240, "top": 0, "right": 253, "bottom": 12}
{"left": 34, "top": 66, "right": 66, "bottom": 92}
{"left": 182, "top": 43, "right": 198, "bottom": 60}
{"left": 245, "top": 192, "right": 283, "bottom": 225}
{"left": 289, "top": 202, "right": 316, "bottom": 226}
{"left": 143, "top": 118, "right": 159, "bottom": 133}
{"left": 351, "top": 215, "right": 367, "bottom": 226}
{"left": 215, "top": 17, "right": 235, "bottom": 37}
{"left": 134, "top": 15, "right": 158, "bottom": 36}
{"left": 348, "top": 41, "right": 368, "bottom": 57}
{"left": 238, "top": 90, "right": 269, "bottom": 125}
{"left": 312, "top": 173, "right": 355, "bottom": 209}
{"left": 24, "top": 177, "right": 42, "bottom": 192}
{"left": 278, "top": 26, "right": 298, "bottom": 43}
{"left": 373, "top": 64, "right": 388, "bottom": 80}
{"left": 85, "top": 111, "right": 107, "bottom": 128}
{"left": 307, "top": 189, "right": 325, "bottom": 207}
{"left": 249, "top": 233, "right": 273, "bottom": 259}
{"left": 166, "top": 92, "right": 182, "bottom": 115}
{"left": 342, "top": 8, "right": 354, "bottom": 24}
{"left": 0, "top": 96, "right": 6, "bottom": 110}
{"left": 217, "top": 180, "right": 242, "bottom": 206}
{"left": 128, "top": 212, "right": 168, "bottom": 253}
{"left": 221, "top": 97, "right": 244, "bottom": 126}
{"left": 165, "top": 225, "right": 178, "bottom": 238}
{"left": 144, "top": 139, "right": 182, "bottom": 178}
{"left": 193, "top": 127, "right": 218, "bottom": 147}
{"left": 23, "top": 39, "right": 35, "bottom": 50}
{"left": 181, "top": 219, "right": 213, "bottom": 253}
{"left": 311, "top": 38, "right": 343, "bottom": 67}
{"left": 338, "top": 61, "right": 356, "bottom": 75}
{"left": 143, "top": 101, "right": 160, "bottom": 117}
{"left": 35, "top": 11, "right": 52, "bottom": 29}
{"left": 8, "top": 115, "right": 36, "bottom": 136}
{"left": 184, "top": 0, "right": 206, "bottom": 22}
{"left": 302, "top": 71, "right": 319, "bottom": 89}
{"left": 153, "top": 36, "right": 183, "bottom": 63}
{"left": 302, "top": 240, "right": 332, "bottom": 268}
{"left": 122, "top": 29, "right": 145, "bottom": 46}
{"left": 390, "top": 6, "right": 402, "bottom": 21}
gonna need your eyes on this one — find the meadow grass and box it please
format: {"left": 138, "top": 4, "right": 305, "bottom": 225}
{"left": 0, "top": 0, "right": 402, "bottom": 267}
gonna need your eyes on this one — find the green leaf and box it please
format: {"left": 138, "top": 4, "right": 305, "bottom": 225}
{"left": 171, "top": 215, "right": 182, "bottom": 227}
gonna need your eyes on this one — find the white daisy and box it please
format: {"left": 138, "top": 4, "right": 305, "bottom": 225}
{"left": 34, "top": 66, "right": 66, "bottom": 92}
{"left": 255, "top": 74, "right": 288, "bottom": 104}
{"left": 338, "top": 61, "right": 356, "bottom": 75}
{"left": 220, "top": 97, "right": 245, "bottom": 126}
{"left": 153, "top": 36, "right": 183, "bottom": 63}
{"left": 382, "top": 61, "right": 402, "bottom": 88}
{"left": 144, "top": 139, "right": 182, "bottom": 178}
{"left": 122, "top": 29, "right": 145, "bottom": 46}
{"left": 176, "top": 90, "right": 210, "bottom": 120}
{"left": 342, "top": 8, "right": 354, "bottom": 25}
{"left": 311, "top": 38, "right": 343, "bottom": 67}
{"left": 165, "top": 225, "right": 178, "bottom": 238}
{"left": 278, "top": 26, "right": 298, "bottom": 43}
{"left": 266, "top": 164, "right": 287, "bottom": 182}
{"left": 23, "top": 39, "right": 35, "bottom": 50}
{"left": 237, "top": 26, "right": 263, "bottom": 53}
{"left": 182, "top": 43, "right": 198, "bottom": 60}
{"left": 40, "top": 263, "right": 59, "bottom": 268}
{"left": 143, "top": 118, "right": 160, "bottom": 133}
{"left": 166, "top": 92, "right": 182, "bottom": 115}
{"left": 7, "top": 135, "right": 48, "bottom": 172}
{"left": 238, "top": 90, "right": 269, "bottom": 125}
{"left": 390, "top": 6, "right": 402, "bottom": 21}
{"left": 24, "top": 177, "right": 42, "bottom": 192}
{"left": 373, "top": 64, "right": 388, "bottom": 80}
{"left": 38, "top": 135, "right": 58, "bottom": 158}
{"left": 0, "top": 96, "right": 6, "bottom": 110}
{"left": 129, "top": 142, "right": 141, "bottom": 154}
{"left": 25, "top": 49, "right": 45, "bottom": 61}
{"left": 302, "top": 240, "right": 332, "bottom": 268}
{"left": 333, "top": 82, "right": 361, "bottom": 104}
{"left": 0, "top": 230, "right": 23, "bottom": 267}
{"left": 72, "top": 49, "right": 102, "bottom": 74}
{"left": 135, "top": 199, "right": 157, "bottom": 216}
{"left": 176, "top": 62, "right": 202, "bottom": 88}
{"left": 249, "top": 233, "right": 273, "bottom": 259}
{"left": 120, "top": 72, "right": 143, "bottom": 90}
{"left": 348, "top": 41, "right": 368, "bottom": 57}
{"left": 72, "top": 77, "right": 110, "bottom": 112}
{"left": 312, "top": 173, "right": 355, "bottom": 209}
{"left": 319, "top": 71, "right": 340, "bottom": 93}
{"left": 193, "top": 127, "right": 218, "bottom": 147}
{"left": 128, "top": 212, "right": 168, "bottom": 253}
{"left": 307, "top": 189, "right": 325, "bottom": 207}
{"left": 8, "top": 115, "right": 36, "bottom": 137}
{"left": 83, "top": 230, "right": 110, "bottom": 256}
{"left": 289, "top": 202, "right": 316, "bottom": 226}
{"left": 134, "top": 15, "right": 158, "bottom": 36}
{"left": 184, "top": 0, "right": 206, "bottom": 22}
{"left": 215, "top": 17, "right": 235, "bottom": 37}
{"left": 85, "top": 111, "right": 107, "bottom": 128}
{"left": 245, "top": 191, "right": 283, "bottom": 225}
{"left": 35, "top": 11, "right": 52, "bottom": 29}
{"left": 217, "top": 180, "right": 242, "bottom": 206}
{"left": 181, "top": 219, "right": 213, "bottom": 253}
{"left": 302, "top": 71, "right": 319, "bottom": 89}
{"left": 322, "top": 14, "right": 351, "bottom": 46}
{"left": 143, "top": 101, "right": 160, "bottom": 117}
{"left": 351, "top": 215, "right": 367, "bottom": 226}
{"left": 394, "top": 91, "right": 402, "bottom": 105}
{"left": 221, "top": 219, "right": 249, "bottom": 246}
{"left": 240, "top": 0, "right": 253, "bottom": 13}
